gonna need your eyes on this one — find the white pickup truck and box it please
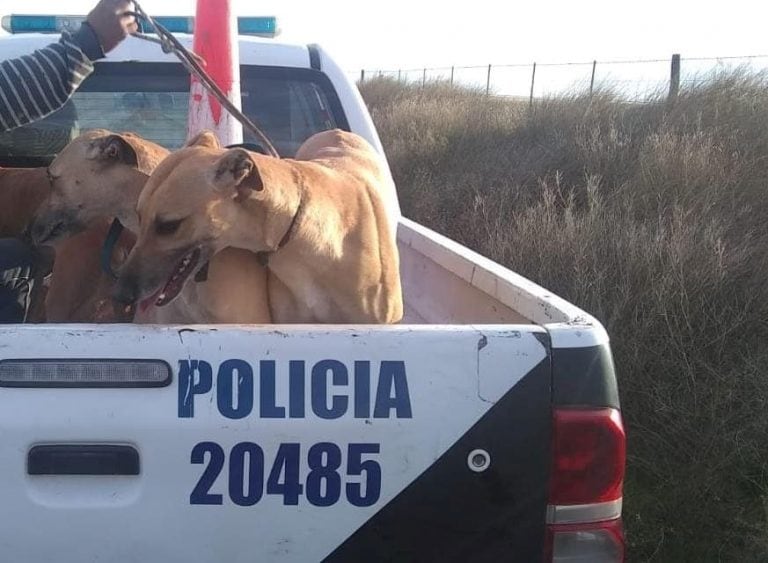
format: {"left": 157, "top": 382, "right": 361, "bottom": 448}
{"left": 0, "top": 15, "right": 625, "bottom": 563}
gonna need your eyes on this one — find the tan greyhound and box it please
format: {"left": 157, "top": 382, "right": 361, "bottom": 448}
{"left": 31, "top": 129, "right": 271, "bottom": 324}
{"left": 114, "top": 129, "right": 403, "bottom": 324}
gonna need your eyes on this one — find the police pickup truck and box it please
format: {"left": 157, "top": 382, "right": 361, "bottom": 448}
{"left": 0, "top": 14, "right": 625, "bottom": 563}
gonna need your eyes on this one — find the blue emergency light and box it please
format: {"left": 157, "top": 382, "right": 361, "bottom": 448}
{"left": 1, "top": 14, "right": 278, "bottom": 37}
{"left": 143, "top": 17, "right": 195, "bottom": 34}
{"left": 237, "top": 16, "right": 277, "bottom": 36}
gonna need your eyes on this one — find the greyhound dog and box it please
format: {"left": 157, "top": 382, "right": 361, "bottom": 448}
{"left": 31, "top": 129, "right": 271, "bottom": 324}
{"left": 0, "top": 166, "right": 56, "bottom": 321}
{"left": 114, "top": 129, "right": 403, "bottom": 324}
{"left": 0, "top": 167, "right": 50, "bottom": 238}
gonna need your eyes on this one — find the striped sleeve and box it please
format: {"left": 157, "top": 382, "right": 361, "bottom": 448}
{"left": 0, "top": 24, "right": 104, "bottom": 132}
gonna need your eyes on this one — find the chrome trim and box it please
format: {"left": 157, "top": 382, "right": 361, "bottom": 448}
{"left": 546, "top": 498, "right": 623, "bottom": 524}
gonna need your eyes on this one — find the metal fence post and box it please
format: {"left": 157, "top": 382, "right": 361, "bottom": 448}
{"left": 486, "top": 64, "right": 492, "bottom": 95}
{"left": 360, "top": 69, "right": 365, "bottom": 83}
{"left": 422, "top": 68, "right": 426, "bottom": 88}
{"left": 529, "top": 62, "right": 537, "bottom": 106}
{"left": 668, "top": 53, "right": 681, "bottom": 101}
{"left": 590, "top": 60, "right": 597, "bottom": 96}
{"left": 398, "top": 69, "right": 402, "bottom": 82}
{"left": 450, "top": 66, "right": 455, "bottom": 86}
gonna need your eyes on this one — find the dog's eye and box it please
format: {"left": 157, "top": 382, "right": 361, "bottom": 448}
{"left": 155, "top": 217, "right": 184, "bottom": 236}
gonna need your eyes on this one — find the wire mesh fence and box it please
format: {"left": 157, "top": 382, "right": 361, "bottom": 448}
{"left": 351, "top": 55, "right": 768, "bottom": 102}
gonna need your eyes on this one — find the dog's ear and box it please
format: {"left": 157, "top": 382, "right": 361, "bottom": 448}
{"left": 212, "top": 148, "right": 264, "bottom": 203}
{"left": 87, "top": 134, "right": 138, "bottom": 167}
{"left": 186, "top": 130, "right": 220, "bottom": 150}
{"left": 86, "top": 133, "right": 162, "bottom": 176}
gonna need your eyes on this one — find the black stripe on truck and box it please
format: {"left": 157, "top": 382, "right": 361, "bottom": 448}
{"left": 552, "top": 344, "right": 620, "bottom": 409}
{"left": 325, "top": 360, "right": 551, "bottom": 563}
{"left": 308, "top": 44, "right": 321, "bottom": 70}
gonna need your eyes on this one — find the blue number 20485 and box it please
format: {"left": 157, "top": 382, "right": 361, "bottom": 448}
{"left": 190, "top": 442, "right": 382, "bottom": 508}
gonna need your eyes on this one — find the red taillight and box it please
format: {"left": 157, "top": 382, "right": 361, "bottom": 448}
{"left": 545, "top": 519, "right": 625, "bottom": 563}
{"left": 549, "top": 408, "right": 625, "bottom": 505}
{"left": 545, "top": 408, "right": 626, "bottom": 563}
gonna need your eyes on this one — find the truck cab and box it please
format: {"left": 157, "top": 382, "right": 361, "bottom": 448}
{"left": 0, "top": 15, "right": 625, "bottom": 563}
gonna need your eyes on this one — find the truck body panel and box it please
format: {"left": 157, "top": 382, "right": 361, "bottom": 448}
{"left": 0, "top": 324, "right": 550, "bottom": 562}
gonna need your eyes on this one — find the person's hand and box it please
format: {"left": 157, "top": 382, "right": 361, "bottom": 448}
{"left": 86, "top": 0, "right": 139, "bottom": 53}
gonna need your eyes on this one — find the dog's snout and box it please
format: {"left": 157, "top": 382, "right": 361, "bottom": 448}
{"left": 29, "top": 209, "right": 72, "bottom": 245}
{"left": 29, "top": 219, "right": 54, "bottom": 245}
{"left": 113, "top": 276, "right": 139, "bottom": 306}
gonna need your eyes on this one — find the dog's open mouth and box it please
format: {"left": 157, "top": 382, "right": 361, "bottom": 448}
{"left": 140, "top": 248, "right": 201, "bottom": 310}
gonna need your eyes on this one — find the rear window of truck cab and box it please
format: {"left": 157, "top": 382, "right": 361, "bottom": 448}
{"left": 0, "top": 62, "right": 349, "bottom": 166}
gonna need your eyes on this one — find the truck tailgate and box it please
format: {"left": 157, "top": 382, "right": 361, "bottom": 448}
{"left": 0, "top": 324, "right": 551, "bottom": 562}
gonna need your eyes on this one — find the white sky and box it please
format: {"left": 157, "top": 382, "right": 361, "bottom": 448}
{"left": 3, "top": 0, "right": 768, "bottom": 73}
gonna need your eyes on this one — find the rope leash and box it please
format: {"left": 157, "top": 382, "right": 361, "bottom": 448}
{"left": 129, "top": 1, "right": 280, "bottom": 158}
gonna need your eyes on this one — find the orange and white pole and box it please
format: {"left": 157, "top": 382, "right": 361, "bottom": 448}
{"left": 187, "top": 0, "right": 243, "bottom": 145}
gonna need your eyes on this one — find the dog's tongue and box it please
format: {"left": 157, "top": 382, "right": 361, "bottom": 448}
{"left": 134, "top": 249, "right": 201, "bottom": 313}
{"left": 138, "top": 287, "right": 163, "bottom": 313}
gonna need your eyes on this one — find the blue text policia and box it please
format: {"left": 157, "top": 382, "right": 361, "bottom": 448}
{"left": 178, "top": 359, "right": 413, "bottom": 420}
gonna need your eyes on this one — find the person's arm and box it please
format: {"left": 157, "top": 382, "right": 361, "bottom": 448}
{"left": 0, "top": 0, "right": 137, "bottom": 132}
{"left": 0, "top": 24, "right": 103, "bottom": 131}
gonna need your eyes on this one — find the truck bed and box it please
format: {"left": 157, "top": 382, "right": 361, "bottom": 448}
{"left": 399, "top": 218, "right": 605, "bottom": 345}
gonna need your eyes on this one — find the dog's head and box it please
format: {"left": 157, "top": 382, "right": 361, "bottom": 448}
{"left": 113, "top": 131, "right": 277, "bottom": 309}
{"left": 30, "top": 129, "right": 168, "bottom": 244}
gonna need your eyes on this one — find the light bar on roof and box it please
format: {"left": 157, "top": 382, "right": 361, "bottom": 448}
{"left": 142, "top": 16, "right": 195, "bottom": 34}
{"left": 238, "top": 16, "right": 278, "bottom": 36}
{"left": 1, "top": 14, "right": 278, "bottom": 37}
{"left": 1, "top": 15, "right": 83, "bottom": 34}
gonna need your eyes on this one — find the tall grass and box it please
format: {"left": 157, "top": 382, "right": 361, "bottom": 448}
{"left": 361, "top": 73, "right": 768, "bottom": 561}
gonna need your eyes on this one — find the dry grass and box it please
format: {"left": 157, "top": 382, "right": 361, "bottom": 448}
{"left": 361, "top": 73, "right": 768, "bottom": 561}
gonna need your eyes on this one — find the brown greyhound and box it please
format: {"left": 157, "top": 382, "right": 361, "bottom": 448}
{"left": 30, "top": 129, "right": 271, "bottom": 324}
{"left": 0, "top": 167, "right": 50, "bottom": 238}
{"left": 114, "top": 129, "right": 403, "bottom": 324}
{"left": 43, "top": 222, "right": 135, "bottom": 322}
{"left": 0, "top": 166, "right": 55, "bottom": 321}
